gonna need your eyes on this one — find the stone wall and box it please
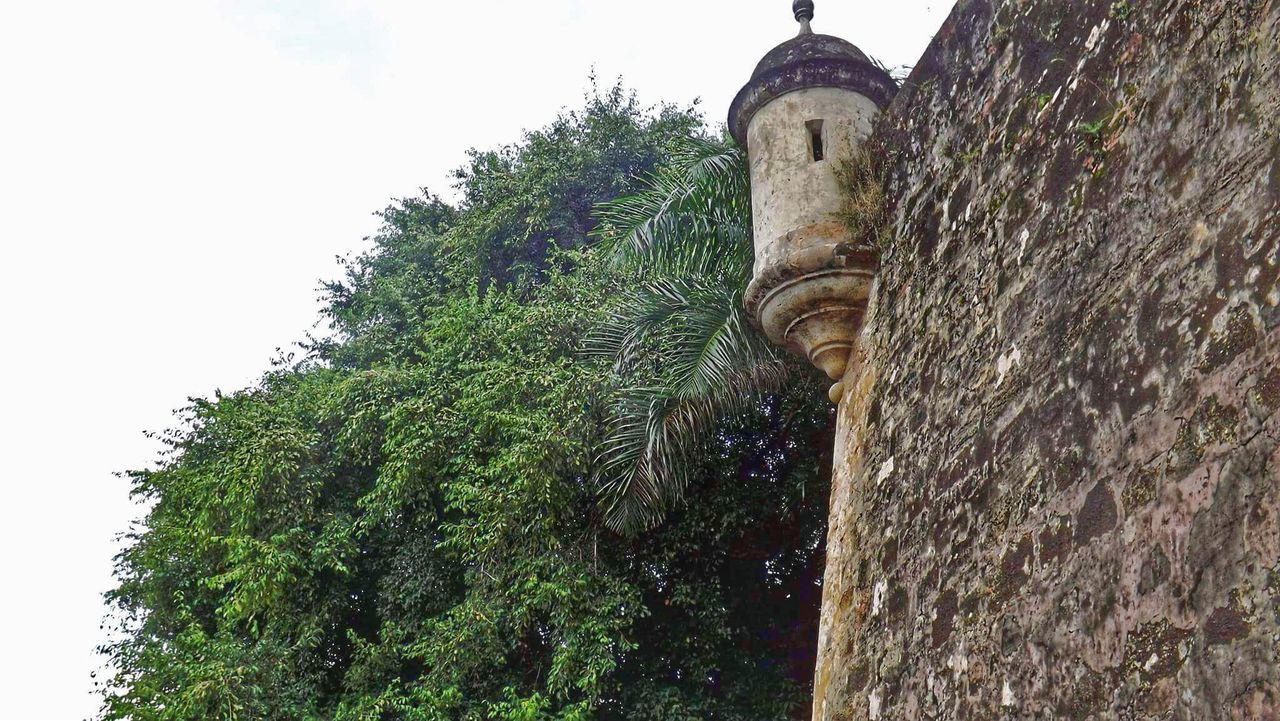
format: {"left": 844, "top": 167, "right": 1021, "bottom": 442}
{"left": 815, "top": 0, "right": 1280, "bottom": 718}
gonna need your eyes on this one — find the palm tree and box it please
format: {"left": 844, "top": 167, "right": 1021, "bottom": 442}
{"left": 587, "top": 136, "right": 795, "bottom": 534}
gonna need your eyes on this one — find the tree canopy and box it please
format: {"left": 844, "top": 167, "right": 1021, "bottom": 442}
{"left": 101, "top": 85, "right": 831, "bottom": 721}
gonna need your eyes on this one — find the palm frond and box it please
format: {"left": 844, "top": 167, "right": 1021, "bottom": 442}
{"left": 668, "top": 298, "right": 772, "bottom": 399}
{"left": 597, "top": 359, "right": 790, "bottom": 534}
{"left": 592, "top": 136, "right": 752, "bottom": 280}
{"left": 588, "top": 134, "right": 793, "bottom": 534}
{"left": 588, "top": 279, "right": 789, "bottom": 534}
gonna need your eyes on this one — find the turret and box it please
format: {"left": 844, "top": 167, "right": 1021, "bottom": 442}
{"left": 729, "top": 0, "right": 896, "bottom": 395}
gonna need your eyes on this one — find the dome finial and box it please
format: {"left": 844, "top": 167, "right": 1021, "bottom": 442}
{"left": 793, "top": 0, "right": 815, "bottom": 34}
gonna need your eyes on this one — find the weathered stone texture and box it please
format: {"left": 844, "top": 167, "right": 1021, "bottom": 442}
{"left": 816, "top": 0, "right": 1280, "bottom": 718}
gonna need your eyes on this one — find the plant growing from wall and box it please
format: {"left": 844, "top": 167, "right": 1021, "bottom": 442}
{"left": 834, "top": 145, "right": 893, "bottom": 251}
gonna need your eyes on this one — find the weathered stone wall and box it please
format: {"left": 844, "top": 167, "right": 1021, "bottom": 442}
{"left": 816, "top": 0, "right": 1280, "bottom": 718}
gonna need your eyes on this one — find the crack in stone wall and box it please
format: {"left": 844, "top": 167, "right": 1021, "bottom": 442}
{"left": 814, "top": 0, "right": 1280, "bottom": 718}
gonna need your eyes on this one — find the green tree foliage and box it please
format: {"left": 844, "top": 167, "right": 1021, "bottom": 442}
{"left": 102, "top": 85, "right": 830, "bottom": 721}
{"left": 589, "top": 139, "right": 803, "bottom": 534}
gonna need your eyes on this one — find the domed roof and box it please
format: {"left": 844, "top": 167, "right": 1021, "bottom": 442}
{"left": 751, "top": 32, "right": 873, "bottom": 81}
{"left": 728, "top": 28, "right": 897, "bottom": 147}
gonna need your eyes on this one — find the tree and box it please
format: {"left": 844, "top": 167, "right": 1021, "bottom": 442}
{"left": 589, "top": 137, "right": 817, "bottom": 534}
{"left": 101, "top": 85, "right": 830, "bottom": 721}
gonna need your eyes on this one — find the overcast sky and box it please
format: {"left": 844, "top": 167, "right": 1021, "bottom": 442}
{"left": 0, "top": 1, "right": 951, "bottom": 718}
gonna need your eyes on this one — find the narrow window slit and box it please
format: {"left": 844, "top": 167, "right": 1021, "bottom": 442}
{"left": 807, "top": 119, "right": 825, "bottom": 162}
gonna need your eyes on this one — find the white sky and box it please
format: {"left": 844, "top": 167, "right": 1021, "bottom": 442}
{"left": 0, "top": 1, "right": 951, "bottom": 718}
